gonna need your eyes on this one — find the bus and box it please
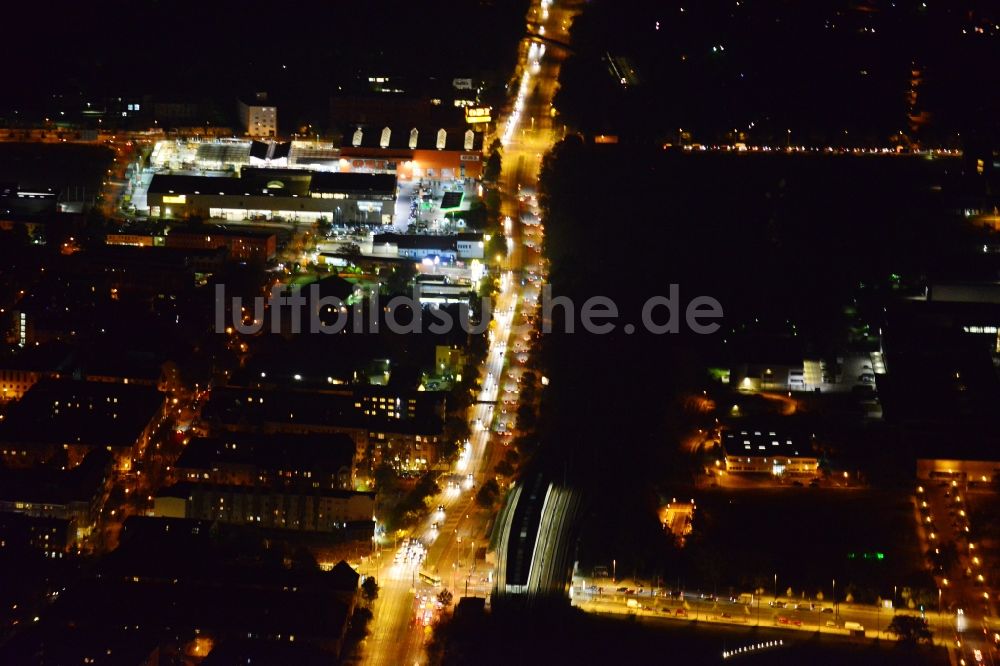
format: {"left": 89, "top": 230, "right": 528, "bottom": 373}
{"left": 419, "top": 571, "right": 442, "bottom": 587}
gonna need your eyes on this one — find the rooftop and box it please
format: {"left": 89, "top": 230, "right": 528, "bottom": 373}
{"left": 0, "top": 449, "right": 112, "bottom": 506}
{"left": 202, "top": 386, "right": 443, "bottom": 434}
{"left": 157, "top": 482, "right": 375, "bottom": 502}
{"left": 722, "top": 428, "right": 813, "bottom": 459}
{"left": 340, "top": 125, "right": 482, "bottom": 152}
{"left": 0, "top": 378, "right": 164, "bottom": 450}
{"left": 149, "top": 169, "right": 397, "bottom": 198}
{"left": 373, "top": 232, "right": 482, "bottom": 250}
{"left": 174, "top": 433, "right": 355, "bottom": 476}
{"left": 165, "top": 225, "right": 277, "bottom": 240}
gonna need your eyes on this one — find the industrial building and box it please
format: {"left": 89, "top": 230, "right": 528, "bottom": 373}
{"left": 722, "top": 428, "right": 819, "bottom": 475}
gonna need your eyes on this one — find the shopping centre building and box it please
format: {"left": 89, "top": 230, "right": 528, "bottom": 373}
{"left": 146, "top": 168, "right": 397, "bottom": 224}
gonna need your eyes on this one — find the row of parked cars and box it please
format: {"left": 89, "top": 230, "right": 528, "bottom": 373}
{"left": 769, "top": 600, "right": 834, "bottom": 613}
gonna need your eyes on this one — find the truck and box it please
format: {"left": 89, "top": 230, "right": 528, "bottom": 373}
{"left": 844, "top": 621, "right": 865, "bottom": 636}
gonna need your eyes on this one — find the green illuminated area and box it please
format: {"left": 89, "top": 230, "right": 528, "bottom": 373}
{"left": 847, "top": 552, "right": 886, "bottom": 561}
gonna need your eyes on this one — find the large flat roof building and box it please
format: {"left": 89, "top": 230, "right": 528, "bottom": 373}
{"left": 339, "top": 125, "right": 484, "bottom": 180}
{"left": 147, "top": 168, "right": 397, "bottom": 225}
{"left": 722, "top": 428, "right": 818, "bottom": 475}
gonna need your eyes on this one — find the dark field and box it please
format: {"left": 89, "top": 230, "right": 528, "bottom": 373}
{"left": 0, "top": 142, "right": 113, "bottom": 193}
{"left": 688, "top": 488, "right": 929, "bottom": 599}
{"left": 534, "top": 145, "right": 985, "bottom": 540}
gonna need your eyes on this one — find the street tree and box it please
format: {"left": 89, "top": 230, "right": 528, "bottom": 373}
{"left": 887, "top": 615, "right": 932, "bottom": 644}
{"left": 361, "top": 576, "right": 380, "bottom": 605}
{"left": 384, "top": 261, "right": 418, "bottom": 295}
{"left": 516, "top": 402, "right": 537, "bottom": 431}
{"left": 484, "top": 151, "right": 502, "bottom": 182}
{"left": 475, "top": 479, "right": 501, "bottom": 508}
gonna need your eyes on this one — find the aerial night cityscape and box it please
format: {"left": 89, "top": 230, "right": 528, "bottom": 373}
{"left": 2, "top": 1, "right": 1000, "bottom": 665}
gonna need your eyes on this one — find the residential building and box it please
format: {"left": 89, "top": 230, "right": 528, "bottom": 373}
{"left": 0, "top": 378, "right": 166, "bottom": 470}
{"left": 172, "top": 433, "right": 357, "bottom": 490}
{"left": 153, "top": 483, "right": 376, "bottom": 535}
{"left": 238, "top": 93, "right": 277, "bottom": 138}
{"left": 0, "top": 512, "right": 76, "bottom": 555}
{"left": 164, "top": 226, "right": 277, "bottom": 263}
{"left": 0, "top": 449, "right": 112, "bottom": 539}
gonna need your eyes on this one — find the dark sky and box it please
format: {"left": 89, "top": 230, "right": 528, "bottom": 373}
{"left": 5, "top": 0, "right": 526, "bottom": 102}
{"left": 557, "top": 0, "right": 1000, "bottom": 144}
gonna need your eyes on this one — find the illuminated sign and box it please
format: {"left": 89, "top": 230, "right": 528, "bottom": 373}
{"left": 847, "top": 552, "right": 885, "bottom": 561}
{"left": 162, "top": 194, "right": 187, "bottom": 204}
{"left": 465, "top": 107, "right": 492, "bottom": 124}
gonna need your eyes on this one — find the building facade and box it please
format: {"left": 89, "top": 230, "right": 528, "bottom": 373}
{"left": 154, "top": 483, "right": 376, "bottom": 534}
{"left": 147, "top": 169, "right": 396, "bottom": 225}
{"left": 238, "top": 95, "right": 277, "bottom": 138}
{"left": 164, "top": 227, "right": 277, "bottom": 263}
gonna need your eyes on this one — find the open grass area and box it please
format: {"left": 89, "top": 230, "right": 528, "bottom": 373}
{"left": 287, "top": 274, "right": 319, "bottom": 288}
{"left": 686, "top": 488, "right": 930, "bottom": 600}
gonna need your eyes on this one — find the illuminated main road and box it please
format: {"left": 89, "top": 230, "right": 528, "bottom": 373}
{"left": 355, "top": 2, "right": 574, "bottom": 664}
